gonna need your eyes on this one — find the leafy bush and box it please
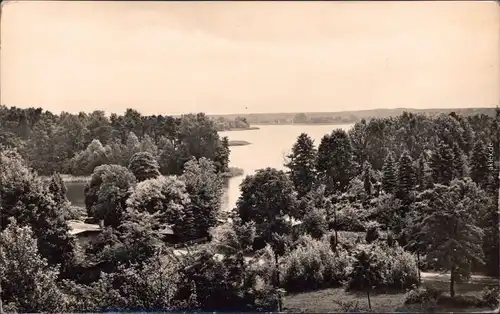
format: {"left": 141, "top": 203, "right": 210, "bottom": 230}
{"left": 364, "top": 221, "right": 381, "bottom": 243}
{"left": 65, "top": 205, "right": 85, "bottom": 220}
{"left": 481, "top": 286, "right": 500, "bottom": 308}
{"left": 384, "top": 245, "right": 419, "bottom": 289}
{"left": 281, "top": 235, "right": 353, "bottom": 293}
{"left": 336, "top": 231, "right": 365, "bottom": 251}
{"left": 333, "top": 203, "right": 367, "bottom": 232}
{"left": 436, "top": 295, "right": 485, "bottom": 308}
{"left": 367, "top": 193, "right": 402, "bottom": 230}
{"left": 406, "top": 285, "right": 491, "bottom": 309}
{"left": 386, "top": 231, "right": 396, "bottom": 247}
{"left": 346, "top": 243, "right": 418, "bottom": 291}
{"left": 404, "top": 285, "right": 444, "bottom": 305}
{"left": 332, "top": 299, "right": 373, "bottom": 313}
{"left": 346, "top": 178, "right": 368, "bottom": 200}
{"left": 302, "top": 207, "right": 328, "bottom": 239}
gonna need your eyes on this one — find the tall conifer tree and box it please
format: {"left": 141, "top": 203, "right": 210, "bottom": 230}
{"left": 396, "top": 150, "right": 415, "bottom": 203}
{"left": 430, "top": 141, "right": 454, "bottom": 185}
{"left": 452, "top": 142, "right": 466, "bottom": 179}
{"left": 382, "top": 152, "right": 397, "bottom": 194}
{"left": 285, "top": 133, "right": 317, "bottom": 198}
{"left": 362, "top": 161, "right": 373, "bottom": 196}
{"left": 470, "top": 141, "right": 490, "bottom": 189}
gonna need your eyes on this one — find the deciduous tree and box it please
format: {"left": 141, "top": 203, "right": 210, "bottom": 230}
{"left": 237, "top": 168, "right": 297, "bottom": 249}
{"left": 0, "top": 220, "right": 66, "bottom": 313}
{"left": 416, "top": 179, "right": 487, "bottom": 297}
{"left": 126, "top": 175, "right": 190, "bottom": 238}
{"left": 128, "top": 152, "right": 160, "bottom": 182}
{"left": 0, "top": 151, "right": 76, "bottom": 269}
{"left": 181, "top": 157, "right": 223, "bottom": 240}
{"left": 85, "top": 164, "right": 137, "bottom": 227}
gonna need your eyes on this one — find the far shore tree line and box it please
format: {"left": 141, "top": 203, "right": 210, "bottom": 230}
{"left": 0, "top": 106, "right": 241, "bottom": 177}
{"left": 0, "top": 108, "right": 499, "bottom": 312}
{"left": 217, "top": 107, "right": 496, "bottom": 125}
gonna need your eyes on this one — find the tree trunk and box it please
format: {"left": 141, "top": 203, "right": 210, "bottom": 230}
{"left": 417, "top": 251, "right": 421, "bottom": 286}
{"left": 275, "top": 253, "right": 282, "bottom": 312}
{"left": 367, "top": 288, "right": 371, "bottom": 310}
{"left": 450, "top": 266, "right": 456, "bottom": 297}
{"left": 334, "top": 228, "right": 339, "bottom": 254}
{"left": 0, "top": 281, "right": 3, "bottom": 314}
{"left": 333, "top": 206, "right": 339, "bottom": 253}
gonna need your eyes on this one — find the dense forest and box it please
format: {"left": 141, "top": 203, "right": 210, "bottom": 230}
{"left": 213, "top": 107, "right": 496, "bottom": 125}
{"left": 0, "top": 107, "right": 499, "bottom": 312}
{"left": 212, "top": 116, "right": 257, "bottom": 131}
{"left": 0, "top": 106, "right": 236, "bottom": 177}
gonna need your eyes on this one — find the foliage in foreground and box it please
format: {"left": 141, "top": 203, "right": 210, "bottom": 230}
{"left": 0, "top": 221, "right": 66, "bottom": 313}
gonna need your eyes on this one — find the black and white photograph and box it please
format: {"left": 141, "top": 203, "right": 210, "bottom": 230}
{"left": 0, "top": 1, "right": 499, "bottom": 312}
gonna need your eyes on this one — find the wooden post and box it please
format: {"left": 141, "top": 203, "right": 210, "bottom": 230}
{"left": 275, "top": 252, "right": 282, "bottom": 312}
{"left": 0, "top": 281, "right": 3, "bottom": 314}
{"left": 367, "top": 289, "right": 371, "bottom": 310}
{"left": 450, "top": 266, "right": 455, "bottom": 297}
{"left": 417, "top": 251, "right": 421, "bottom": 286}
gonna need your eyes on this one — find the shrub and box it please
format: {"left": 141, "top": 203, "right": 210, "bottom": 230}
{"left": 282, "top": 235, "right": 353, "bottom": 293}
{"left": 346, "top": 243, "right": 418, "bottom": 291}
{"left": 384, "top": 245, "right": 419, "bottom": 289}
{"left": 386, "top": 231, "right": 396, "bottom": 247}
{"left": 406, "top": 285, "right": 491, "bottom": 309}
{"left": 337, "top": 231, "right": 365, "bottom": 248}
{"left": 333, "top": 299, "right": 373, "bottom": 313}
{"left": 482, "top": 286, "right": 500, "bottom": 308}
{"left": 302, "top": 207, "right": 328, "bottom": 239}
{"left": 436, "top": 295, "right": 485, "bottom": 309}
{"left": 364, "top": 221, "right": 381, "bottom": 243}
{"left": 404, "top": 286, "right": 444, "bottom": 305}
{"left": 367, "top": 193, "right": 402, "bottom": 230}
{"left": 332, "top": 202, "right": 367, "bottom": 232}
{"left": 65, "top": 206, "right": 85, "bottom": 220}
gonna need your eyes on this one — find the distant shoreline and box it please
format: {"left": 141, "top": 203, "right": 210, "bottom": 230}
{"left": 228, "top": 140, "right": 252, "bottom": 147}
{"left": 42, "top": 167, "right": 245, "bottom": 184}
{"left": 251, "top": 122, "right": 355, "bottom": 126}
{"left": 219, "top": 126, "right": 260, "bottom": 132}
{"left": 221, "top": 167, "right": 244, "bottom": 178}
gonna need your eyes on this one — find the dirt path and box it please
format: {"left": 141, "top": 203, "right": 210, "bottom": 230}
{"left": 421, "top": 272, "right": 498, "bottom": 284}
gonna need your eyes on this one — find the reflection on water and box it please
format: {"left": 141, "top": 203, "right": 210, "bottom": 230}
{"left": 66, "top": 182, "right": 86, "bottom": 208}
{"left": 65, "top": 124, "right": 354, "bottom": 212}
{"left": 219, "top": 123, "right": 354, "bottom": 211}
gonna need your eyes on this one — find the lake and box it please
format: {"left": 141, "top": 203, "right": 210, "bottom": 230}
{"left": 66, "top": 123, "right": 354, "bottom": 212}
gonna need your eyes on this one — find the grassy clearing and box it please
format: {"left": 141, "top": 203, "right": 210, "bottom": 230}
{"left": 283, "top": 272, "right": 496, "bottom": 313}
{"left": 283, "top": 230, "right": 497, "bottom": 312}
{"left": 284, "top": 287, "right": 406, "bottom": 313}
{"left": 228, "top": 140, "right": 252, "bottom": 147}
{"left": 41, "top": 174, "right": 91, "bottom": 183}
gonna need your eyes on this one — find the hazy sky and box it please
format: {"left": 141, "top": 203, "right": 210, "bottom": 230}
{"left": 1, "top": 1, "right": 499, "bottom": 115}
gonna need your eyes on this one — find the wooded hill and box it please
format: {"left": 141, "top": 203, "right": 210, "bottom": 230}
{"left": 210, "top": 107, "right": 497, "bottom": 125}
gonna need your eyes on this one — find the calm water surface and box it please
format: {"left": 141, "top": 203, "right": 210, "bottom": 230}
{"left": 66, "top": 124, "right": 354, "bottom": 212}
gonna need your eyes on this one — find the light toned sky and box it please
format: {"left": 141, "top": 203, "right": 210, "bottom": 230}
{"left": 1, "top": 1, "right": 499, "bottom": 115}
